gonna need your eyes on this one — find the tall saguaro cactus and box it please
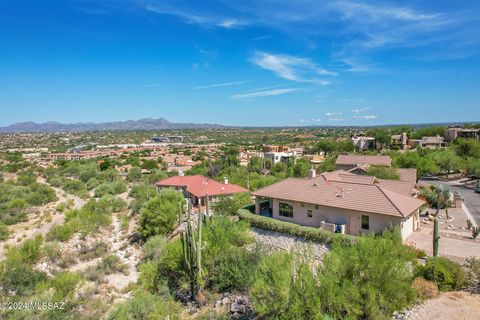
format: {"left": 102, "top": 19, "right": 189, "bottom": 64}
{"left": 179, "top": 198, "right": 204, "bottom": 300}
{"left": 433, "top": 215, "right": 439, "bottom": 256}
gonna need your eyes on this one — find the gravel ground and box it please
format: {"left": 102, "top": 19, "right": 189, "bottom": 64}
{"left": 392, "top": 292, "right": 480, "bottom": 320}
{"left": 248, "top": 227, "right": 330, "bottom": 260}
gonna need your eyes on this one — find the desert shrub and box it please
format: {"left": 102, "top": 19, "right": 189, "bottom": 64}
{"left": 86, "top": 177, "right": 100, "bottom": 190}
{"left": 139, "top": 189, "right": 184, "bottom": 238}
{"left": 238, "top": 208, "right": 354, "bottom": 246}
{"left": 43, "top": 242, "right": 62, "bottom": 262}
{"left": 0, "top": 239, "right": 47, "bottom": 296}
{"left": 209, "top": 246, "right": 261, "bottom": 292}
{"left": 318, "top": 231, "right": 416, "bottom": 319}
{"left": 78, "top": 241, "right": 109, "bottom": 261}
{"left": 465, "top": 257, "right": 480, "bottom": 293}
{"left": 412, "top": 277, "right": 439, "bottom": 301}
{"left": 17, "top": 172, "right": 37, "bottom": 186}
{"left": 211, "top": 192, "right": 252, "bottom": 216}
{"left": 416, "top": 256, "right": 467, "bottom": 291}
{"left": 98, "top": 255, "right": 129, "bottom": 275}
{"left": 47, "top": 271, "right": 83, "bottom": 299}
{"left": 143, "top": 235, "right": 168, "bottom": 261}
{"left": 129, "top": 184, "right": 158, "bottom": 213}
{"left": 47, "top": 219, "right": 80, "bottom": 242}
{"left": 251, "top": 251, "right": 323, "bottom": 319}
{"left": 95, "top": 181, "right": 127, "bottom": 197}
{"left": 157, "top": 239, "right": 186, "bottom": 291}
{"left": 0, "top": 221, "right": 10, "bottom": 240}
{"left": 106, "top": 291, "right": 181, "bottom": 320}
{"left": 19, "top": 235, "right": 43, "bottom": 264}
{"left": 56, "top": 202, "right": 66, "bottom": 212}
{"left": 62, "top": 179, "right": 88, "bottom": 197}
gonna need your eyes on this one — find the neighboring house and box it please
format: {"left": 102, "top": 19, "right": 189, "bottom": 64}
{"left": 252, "top": 170, "right": 424, "bottom": 239}
{"left": 263, "top": 145, "right": 296, "bottom": 165}
{"left": 444, "top": 127, "right": 480, "bottom": 142}
{"left": 352, "top": 136, "right": 376, "bottom": 151}
{"left": 391, "top": 133, "right": 408, "bottom": 150}
{"left": 335, "top": 154, "right": 392, "bottom": 171}
{"left": 155, "top": 175, "right": 248, "bottom": 207}
{"left": 409, "top": 136, "right": 445, "bottom": 149}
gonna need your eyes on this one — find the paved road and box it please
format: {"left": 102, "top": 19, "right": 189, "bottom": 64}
{"left": 420, "top": 177, "right": 480, "bottom": 225}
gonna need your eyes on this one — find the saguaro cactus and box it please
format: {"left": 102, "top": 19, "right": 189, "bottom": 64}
{"left": 180, "top": 199, "right": 204, "bottom": 300}
{"left": 433, "top": 215, "right": 439, "bottom": 256}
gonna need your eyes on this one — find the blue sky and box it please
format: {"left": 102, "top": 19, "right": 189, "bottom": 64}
{"left": 1, "top": 0, "right": 479, "bottom": 127}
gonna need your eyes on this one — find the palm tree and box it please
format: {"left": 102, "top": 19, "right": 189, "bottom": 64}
{"left": 420, "top": 185, "right": 451, "bottom": 256}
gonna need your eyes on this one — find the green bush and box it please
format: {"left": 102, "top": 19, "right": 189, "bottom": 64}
{"left": 143, "top": 235, "right": 168, "bottom": 261}
{"left": 465, "top": 257, "right": 480, "bottom": 293}
{"left": 47, "top": 219, "right": 80, "bottom": 242}
{"left": 209, "top": 246, "right": 261, "bottom": 292}
{"left": 318, "top": 232, "right": 416, "bottom": 319}
{"left": 251, "top": 251, "right": 323, "bottom": 319}
{"left": 139, "top": 189, "right": 184, "bottom": 239}
{"left": 416, "top": 257, "right": 467, "bottom": 291}
{"left": 106, "top": 291, "right": 181, "bottom": 320}
{"left": 0, "top": 221, "right": 10, "bottom": 240}
{"left": 238, "top": 208, "right": 354, "bottom": 246}
{"left": 211, "top": 192, "right": 252, "bottom": 216}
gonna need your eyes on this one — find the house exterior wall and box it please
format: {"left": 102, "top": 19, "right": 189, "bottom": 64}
{"left": 267, "top": 198, "right": 414, "bottom": 239}
{"left": 401, "top": 213, "right": 414, "bottom": 239}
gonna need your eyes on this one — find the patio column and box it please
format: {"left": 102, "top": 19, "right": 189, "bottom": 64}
{"left": 255, "top": 197, "right": 260, "bottom": 214}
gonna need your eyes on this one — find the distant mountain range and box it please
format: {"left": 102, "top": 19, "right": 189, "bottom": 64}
{"left": 0, "top": 118, "right": 225, "bottom": 133}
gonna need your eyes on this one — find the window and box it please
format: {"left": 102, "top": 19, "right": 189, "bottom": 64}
{"left": 307, "top": 209, "right": 313, "bottom": 218}
{"left": 279, "top": 202, "right": 293, "bottom": 218}
{"left": 361, "top": 215, "right": 369, "bottom": 230}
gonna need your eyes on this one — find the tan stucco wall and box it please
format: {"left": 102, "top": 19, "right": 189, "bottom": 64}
{"left": 270, "top": 198, "right": 412, "bottom": 238}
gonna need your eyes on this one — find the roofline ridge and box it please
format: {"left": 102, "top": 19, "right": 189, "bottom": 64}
{"left": 377, "top": 186, "right": 405, "bottom": 217}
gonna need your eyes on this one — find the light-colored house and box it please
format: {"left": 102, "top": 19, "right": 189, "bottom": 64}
{"left": 263, "top": 145, "right": 296, "bottom": 165}
{"left": 252, "top": 170, "right": 424, "bottom": 239}
{"left": 155, "top": 175, "right": 247, "bottom": 207}
{"left": 352, "top": 136, "right": 376, "bottom": 151}
{"left": 444, "top": 127, "right": 480, "bottom": 142}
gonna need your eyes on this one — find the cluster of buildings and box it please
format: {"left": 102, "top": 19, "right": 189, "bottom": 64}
{"left": 154, "top": 154, "right": 424, "bottom": 240}
{"left": 353, "top": 126, "right": 480, "bottom": 151}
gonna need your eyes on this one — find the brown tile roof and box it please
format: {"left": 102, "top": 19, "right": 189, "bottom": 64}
{"left": 336, "top": 154, "right": 392, "bottom": 166}
{"left": 252, "top": 171, "right": 424, "bottom": 218}
{"left": 397, "top": 168, "right": 417, "bottom": 183}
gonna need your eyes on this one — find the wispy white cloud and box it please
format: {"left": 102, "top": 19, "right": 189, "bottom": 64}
{"left": 142, "top": 82, "right": 167, "bottom": 88}
{"left": 145, "top": 4, "right": 248, "bottom": 29}
{"left": 351, "top": 107, "right": 370, "bottom": 114}
{"left": 217, "top": 18, "right": 245, "bottom": 28}
{"left": 300, "top": 118, "right": 322, "bottom": 123}
{"left": 251, "top": 52, "right": 336, "bottom": 83}
{"left": 353, "top": 114, "right": 378, "bottom": 120}
{"left": 325, "top": 112, "right": 343, "bottom": 116}
{"left": 194, "top": 80, "right": 249, "bottom": 90}
{"left": 230, "top": 88, "right": 302, "bottom": 99}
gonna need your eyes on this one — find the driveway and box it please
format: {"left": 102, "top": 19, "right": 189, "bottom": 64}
{"left": 420, "top": 177, "right": 480, "bottom": 225}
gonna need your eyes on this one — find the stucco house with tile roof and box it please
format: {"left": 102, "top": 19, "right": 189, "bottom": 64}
{"left": 252, "top": 170, "right": 424, "bottom": 239}
{"left": 155, "top": 175, "right": 247, "bottom": 207}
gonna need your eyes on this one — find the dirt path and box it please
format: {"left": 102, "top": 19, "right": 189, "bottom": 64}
{"left": 0, "top": 179, "right": 85, "bottom": 260}
{"left": 409, "top": 292, "right": 480, "bottom": 320}
{"left": 103, "top": 211, "right": 140, "bottom": 290}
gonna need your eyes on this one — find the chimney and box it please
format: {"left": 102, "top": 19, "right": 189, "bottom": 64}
{"left": 178, "top": 170, "right": 184, "bottom": 177}
{"left": 308, "top": 168, "right": 316, "bottom": 179}
{"left": 224, "top": 176, "right": 229, "bottom": 184}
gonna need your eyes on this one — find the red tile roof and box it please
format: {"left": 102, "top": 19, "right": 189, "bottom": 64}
{"left": 252, "top": 170, "right": 424, "bottom": 218}
{"left": 155, "top": 175, "right": 247, "bottom": 198}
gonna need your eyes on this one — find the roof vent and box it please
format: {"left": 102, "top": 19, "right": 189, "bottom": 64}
{"left": 313, "top": 183, "right": 319, "bottom": 187}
